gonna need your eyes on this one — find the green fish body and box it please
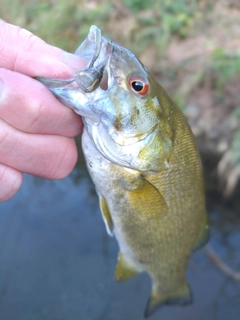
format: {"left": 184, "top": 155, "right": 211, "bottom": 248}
{"left": 37, "top": 26, "right": 209, "bottom": 317}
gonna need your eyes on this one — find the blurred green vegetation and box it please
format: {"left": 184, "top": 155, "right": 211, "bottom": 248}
{"left": 121, "top": 0, "right": 200, "bottom": 52}
{"left": 212, "top": 49, "right": 240, "bottom": 90}
{"left": 2, "top": 0, "right": 113, "bottom": 51}
{"left": 1, "top": 0, "right": 205, "bottom": 53}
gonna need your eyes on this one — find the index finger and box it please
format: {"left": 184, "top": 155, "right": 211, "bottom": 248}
{"left": 0, "top": 20, "right": 87, "bottom": 78}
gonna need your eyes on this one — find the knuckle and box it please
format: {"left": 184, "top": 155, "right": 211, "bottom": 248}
{"left": 12, "top": 26, "right": 44, "bottom": 71}
{"left": 18, "top": 27, "right": 44, "bottom": 53}
{"left": 27, "top": 98, "right": 45, "bottom": 132}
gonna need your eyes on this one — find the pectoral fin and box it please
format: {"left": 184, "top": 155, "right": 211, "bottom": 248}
{"left": 99, "top": 196, "right": 113, "bottom": 236}
{"left": 144, "top": 281, "right": 192, "bottom": 318}
{"left": 128, "top": 177, "right": 167, "bottom": 220}
{"left": 115, "top": 252, "right": 139, "bottom": 282}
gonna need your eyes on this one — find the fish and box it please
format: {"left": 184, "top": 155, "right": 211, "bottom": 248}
{"left": 36, "top": 25, "right": 209, "bottom": 317}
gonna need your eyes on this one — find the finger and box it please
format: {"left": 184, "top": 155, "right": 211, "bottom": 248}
{"left": 0, "top": 21, "right": 87, "bottom": 78}
{"left": 0, "top": 69, "right": 83, "bottom": 136}
{"left": 0, "top": 163, "right": 22, "bottom": 202}
{"left": 0, "top": 119, "right": 78, "bottom": 179}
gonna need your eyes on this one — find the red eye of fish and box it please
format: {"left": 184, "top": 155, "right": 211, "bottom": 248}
{"left": 129, "top": 76, "right": 150, "bottom": 95}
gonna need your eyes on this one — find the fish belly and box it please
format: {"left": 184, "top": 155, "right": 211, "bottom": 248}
{"left": 82, "top": 129, "right": 142, "bottom": 270}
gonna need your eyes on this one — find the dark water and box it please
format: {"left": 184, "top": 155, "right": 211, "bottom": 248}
{"left": 0, "top": 148, "right": 240, "bottom": 320}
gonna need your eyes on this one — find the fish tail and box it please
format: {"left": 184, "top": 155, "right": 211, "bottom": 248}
{"left": 144, "top": 281, "right": 192, "bottom": 318}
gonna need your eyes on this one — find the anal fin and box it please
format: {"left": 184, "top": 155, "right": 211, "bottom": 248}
{"left": 144, "top": 281, "right": 192, "bottom": 318}
{"left": 115, "top": 252, "right": 139, "bottom": 282}
{"left": 99, "top": 196, "right": 113, "bottom": 236}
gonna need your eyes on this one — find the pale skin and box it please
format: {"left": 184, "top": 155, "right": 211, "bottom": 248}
{"left": 0, "top": 21, "right": 87, "bottom": 201}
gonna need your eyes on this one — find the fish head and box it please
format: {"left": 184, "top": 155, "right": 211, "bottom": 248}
{"left": 37, "top": 25, "right": 174, "bottom": 172}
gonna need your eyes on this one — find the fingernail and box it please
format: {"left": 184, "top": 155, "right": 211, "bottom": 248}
{"left": 62, "top": 52, "right": 88, "bottom": 70}
{"left": 0, "top": 78, "right": 5, "bottom": 97}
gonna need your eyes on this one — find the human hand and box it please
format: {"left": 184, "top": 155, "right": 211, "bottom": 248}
{"left": 0, "top": 21, "right": 87, "bottom": 201}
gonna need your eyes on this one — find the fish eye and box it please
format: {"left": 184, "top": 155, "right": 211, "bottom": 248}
{"left": 129, "top": 76, "right": 150, "bottom": 95}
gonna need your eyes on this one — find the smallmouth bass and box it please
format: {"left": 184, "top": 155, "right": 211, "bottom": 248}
{"left": 37, "top": 26, "right": 209, "bottom": 317}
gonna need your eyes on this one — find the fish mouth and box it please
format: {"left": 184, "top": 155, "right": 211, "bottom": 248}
{"left": 74, "top": 25, "right": 113, "bottom": 92}
{"left": 36, "top": 26, "right": 113, "bottom": 94}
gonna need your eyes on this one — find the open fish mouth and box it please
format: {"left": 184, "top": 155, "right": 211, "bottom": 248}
{"left": 73, "top": 25, "right": 113, "bottom": 92}
{"left": 36, "top": 26, "right": 112, "bottom": 94}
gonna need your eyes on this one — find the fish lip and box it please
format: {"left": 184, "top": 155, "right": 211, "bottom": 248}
{"left": 72, "top": 26, "right": 115, "bottom": 94}
{"left": 75, "top": 25, "right": 103, "bottom": 69}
